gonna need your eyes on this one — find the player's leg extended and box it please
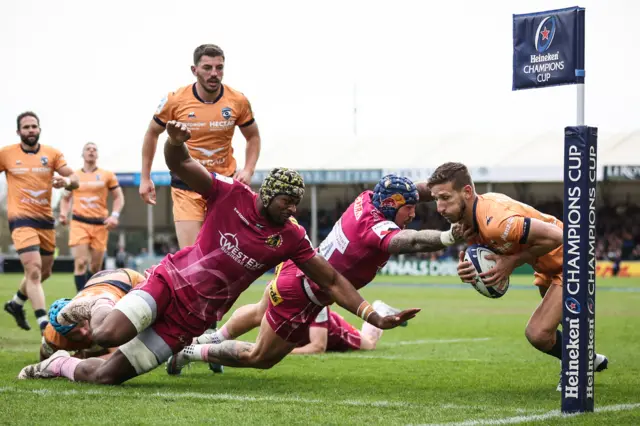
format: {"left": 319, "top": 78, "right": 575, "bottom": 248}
{"left": 183, "top": 315, "right": 296, "bottom": 369}
{"left": 196, "top": 284, "right": 270, "bottom": 344}
{"left": 525, "top": 283, "right": 563, "bottom": 354}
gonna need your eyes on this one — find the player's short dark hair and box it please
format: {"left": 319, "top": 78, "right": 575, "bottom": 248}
{"left": 427, "top": 162, "right": 473, "bottom": 190}
{"left": 17, "top": 111, "right": 40, "bottom": 130}
{"left": 193, "top": 44, "right": 225, "bottom": 65}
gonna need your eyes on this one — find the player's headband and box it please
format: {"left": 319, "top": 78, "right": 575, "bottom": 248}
{"left": 260, "top": 168, "right": 305, "bottom": 207}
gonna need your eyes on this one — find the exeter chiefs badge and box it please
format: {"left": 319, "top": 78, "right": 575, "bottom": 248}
{"left": 40, "top": 156, "right": 48, "bottom": 166}
{"left": 265, "top": 234, "right": 283, "bottom": 249}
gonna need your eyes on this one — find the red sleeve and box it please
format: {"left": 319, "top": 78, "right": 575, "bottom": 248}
{"left": 204, "top": 172, "right": 236, "bottom": 202}
{"left": 290, "top": 224, "right": 316, "bottom": 267}
{"left": 364, "top": 220, "right": 401, "bottom": 252}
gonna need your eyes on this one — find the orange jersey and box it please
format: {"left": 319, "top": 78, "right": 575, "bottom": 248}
{"left": 471, "top": 193, "right": 563, "bottom": 276}
{"left": 153, "top": 83, "right": 254, "bottom": 180}
{"left": 71, "top": 168, "right": 119, "bottom": 221}
{"left": 0, "top": 143, "right": 66, "bottom": 228}
{"left": 42, "top": 269, "right": 145, "bottom": 354}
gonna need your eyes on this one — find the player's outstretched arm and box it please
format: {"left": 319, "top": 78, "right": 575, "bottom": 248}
{"left": 387, "top": 224, "right": 463, "bottom": 254}
{"left": 164, "top": 121, "right": 213, "bottom": 196}
{"left": 290, "top": 327, "right": 328, "bottom": 355}
{"left": 298, "top": 255, "right": 420, "bottom": 330}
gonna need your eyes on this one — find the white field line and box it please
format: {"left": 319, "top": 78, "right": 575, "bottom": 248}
{"left": 416, "top": 402, "right": 640, "bottom": 426}
{"left": 0, "top": 386, "right": 416, "bottom": 409}
{"left": 380, "top": 337, "right": 493, "bottom": 347}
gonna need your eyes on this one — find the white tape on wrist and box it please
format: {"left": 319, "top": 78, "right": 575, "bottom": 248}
{"left": 111, "top": 211, "right": 120, "bottom": 218}
{"left": 440, "top": 228, "right": 456, "bottom": 246}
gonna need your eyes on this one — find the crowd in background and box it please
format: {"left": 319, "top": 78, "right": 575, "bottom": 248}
{"left": 116, "top": 200, "right": 640, "bottom": 266}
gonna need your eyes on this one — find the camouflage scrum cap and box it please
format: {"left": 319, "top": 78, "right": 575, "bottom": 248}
{"left": 259, "top": 168, "right": 305, "bottom": 207}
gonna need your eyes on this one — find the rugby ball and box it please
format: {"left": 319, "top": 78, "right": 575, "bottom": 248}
{"left": 464, "top": 244, "right": 510, "bottom": 298}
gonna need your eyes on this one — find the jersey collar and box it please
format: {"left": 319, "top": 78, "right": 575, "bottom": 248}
{"left": 192, "top": 83, "right": 224, "bottom": 104}
{"left": 20, "top": 143, "right": 41, "bottom": 155}
{"left": 472, "top": 196, "right": 480, "bottom": 233}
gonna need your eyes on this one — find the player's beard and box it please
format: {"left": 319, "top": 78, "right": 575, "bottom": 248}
{"left": 202, "top": 77, "right": 220, "bottom": 94}
{"left": 20, "top": 133, "right": 39, "bottom": 147}
{"left": 447, "top": 199, "right": 467, "bottom": 224}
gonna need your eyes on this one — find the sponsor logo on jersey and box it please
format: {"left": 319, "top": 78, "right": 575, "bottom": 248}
{"left": 268, "top": 280, "right": 283, "bottom": 306}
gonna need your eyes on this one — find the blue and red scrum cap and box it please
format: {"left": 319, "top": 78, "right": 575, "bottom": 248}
{"left": 49, "top": 298, "right": 77, "bottom": 335}
{"left": 372, "top": 175, "right": 419, "bottom": 220}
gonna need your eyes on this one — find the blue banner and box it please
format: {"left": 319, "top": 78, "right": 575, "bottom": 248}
{"left": 562, "top": 126, "right": 598, "bottom": 413}
{"left": 513, "top": 6, "right": 585, "bottom": 90}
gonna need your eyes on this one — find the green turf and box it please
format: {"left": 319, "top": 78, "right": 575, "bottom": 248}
{"left": 1, "top": 273, "right": 639, "bottom": 425}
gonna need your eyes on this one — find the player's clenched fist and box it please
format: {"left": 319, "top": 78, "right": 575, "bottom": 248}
{"left": 166, "top": 120, "right": 191, "bottom": 145}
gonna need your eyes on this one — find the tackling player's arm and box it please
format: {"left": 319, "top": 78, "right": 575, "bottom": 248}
{"left": 163, "top": 121, "right": 213, "bottom": 196}
{"left": 290, "top": 327, "right": 328, "bottom": 355}
{"left": 297, "top": 255, "right": 419, "bottom": 330}
{"left": 53, "top": 165, "right": 79, "bottom": 191}
{"left": 386, "top": 224, "right": 464, "bottom": 254}
{"left": 480, "top": 218, "right": 563, "bottom": 286}
{"left": 140, "top": 120, "right": 166, "bottom": 204}
{"left": 58, "top": 191, "right": 73, "bottom": 225}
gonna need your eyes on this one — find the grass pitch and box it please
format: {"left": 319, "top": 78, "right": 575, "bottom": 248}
{"left": 1, "top": 273, "right": 639, "bottom": 425}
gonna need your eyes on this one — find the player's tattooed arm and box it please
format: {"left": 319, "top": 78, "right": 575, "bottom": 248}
{"left": 387, "top": 229, "right": 447, "bottom": 254}
{"left": 206, "top": 341, "right": 255, "bottom": 368}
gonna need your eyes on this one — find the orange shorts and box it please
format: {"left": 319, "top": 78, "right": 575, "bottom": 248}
{"left": 533, "top": 271, "right": 562, "bottom": 288}
{"left": 69, "top": 220, "right": 108, "bottom": 251}
{"left": 171, "top": 188, "right": 207, "bottom": 222}
{"left": 11, "top": 227, "right": 56, "bottom": 255}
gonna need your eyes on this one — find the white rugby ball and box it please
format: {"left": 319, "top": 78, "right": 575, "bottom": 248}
{"left": 464, "top": 244, "right": 510, "bottom": 298}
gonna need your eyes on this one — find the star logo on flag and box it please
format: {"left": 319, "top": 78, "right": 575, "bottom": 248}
{"left": 541, "top": 27, "right": 550, "bottom": 40}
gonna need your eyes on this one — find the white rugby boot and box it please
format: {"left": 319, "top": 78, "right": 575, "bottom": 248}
{"left": 18, "top": 350, "right": 71, "bottom": 380}
{"left": 556, "top": 353, "right": 608, "bottom": 391}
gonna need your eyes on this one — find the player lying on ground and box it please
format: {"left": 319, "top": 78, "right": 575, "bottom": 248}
{"left": 38, "top": 269, "right": 145, "bottom": 361}
{"left": 290, "top": 302, "right": 398, "bottom": 354}
{"left": 18, "top": 121, "right": 417, "bottom": 384}
{"left": 427, "top": 162, "right": 608, "bottom": 391}
{"left": 166, "top": 174, "right": 464, "bottom": 374}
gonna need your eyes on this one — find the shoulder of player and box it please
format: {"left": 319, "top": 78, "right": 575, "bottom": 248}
{"left": 222, "top": 84, "right": 250, "bottom": 102}
{"left": 0, "top": 144, "right": 17, "bottom": 154}
{"left": 160, "top": 84, "right": 193, "bottom": 105}
{"left": 40, "top": 144, "right": 64, "bottom": 156}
